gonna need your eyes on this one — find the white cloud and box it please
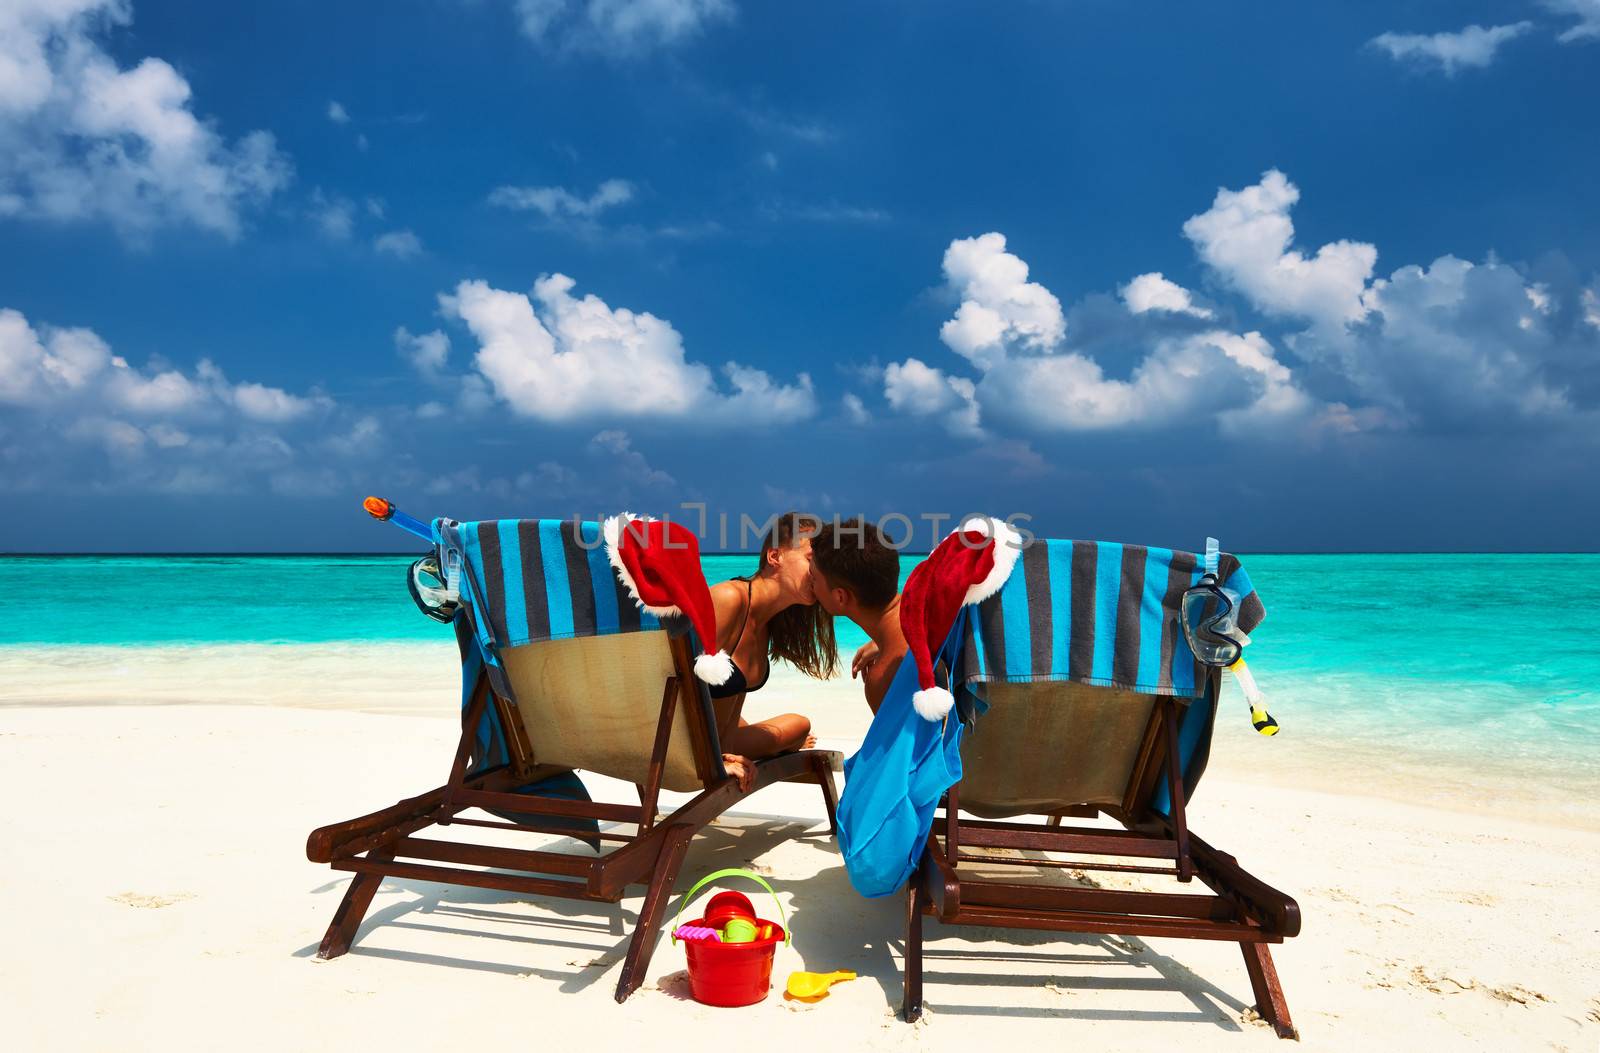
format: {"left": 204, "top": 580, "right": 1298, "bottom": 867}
{"left": 105, "top": 363, "right": 204, "bottom": 414}
{"left": 720, "top": 361, "right": 817, "bottom": 423}
{"left": 488, "top": 178, "right": 635, "bottom": 219}
{"left": 319, "top": 414, "right": 382, "bottom": 458}
{"left": 589, "top": 428, "right": 674, "bottom": 487}
{"left": 1120, "top": 272, "right": 1212, "bottom": 318}
{"left": 373, "top": 228, "right": 423, "bottom": 258}
{"left": 1184, "top": 171, "right": 1594, "bottom": 431}
{"left": 1369, "top": 22, "right": 1533, "bottom": 74}
{"left": 0, "top": 0, "right": 291, "bottom": 240}
{"left": 0, "top": 307, "right": 323, "bottom": 421}
{"left": 1183, "top": 169, "right": 1376, "bottom": 329}
{"left": 310, "top": 189, "right": 355, "bottom": 240}
{"left": 892, "top": 232, "right": 1325, "bottom": 438}
{"left": 395, "top": 327, "right": 450, "bottom": 374}
{"left": 883, "top": 359, "right": 954, "bottom": 415}
{"left": 514, "top": 0, "right": 734, "bottom": 53}
{"left": 840, "top": 391, "right": 869, "bottom": 425}
{"left": 514, "top": 0, "right": 568, "bottom": 40}
{"left": 0, "top": 306, "right": 355, "bottom": 493}
{"left": 1543, "top": 1, "right": 1600, "bottom": 43}
{"left": 232, "top": 381, "right": 318, "bottom": 422}
{"left": 439, "top": 273, "right": 816, "bottom": 425}
{"left": 979, "top": 330, "right": 1310, "bottom": 434}
{"left": 938, "top": 232, "right": 1066, "bottom": 370}
{"left": 0, "top": 310, "right": 110, "bottom": 403}
{"left": 1293, "top": 254, "right": 1576, "bottom": 426}
{"left": 884, "top": 357, "right": 982, "bottom": 436}
{"left": 327, "top": 100, "right": 349, "bottom": 124}
{"left": 905, "top": 194, "right": 1597, "bottom": 441}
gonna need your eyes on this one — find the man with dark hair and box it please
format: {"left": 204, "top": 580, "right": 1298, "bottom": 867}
{"left": 809, "top": 518, "right": 906, "bottom": 712}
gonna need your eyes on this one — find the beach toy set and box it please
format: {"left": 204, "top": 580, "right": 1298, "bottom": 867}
{"left": 670, "top": 869, "right": 790, "bottom": 1007}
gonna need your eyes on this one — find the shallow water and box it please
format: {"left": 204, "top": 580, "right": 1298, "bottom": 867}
{"left": 4, "top": 552, "right": 1597, "bottom": 787}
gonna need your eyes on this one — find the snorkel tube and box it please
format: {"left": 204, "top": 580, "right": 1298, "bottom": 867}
{"left": 363, "top": 496, "right": 461, "bottom": 621}
{"left": 1184, "top": 537, "right": 1281, "bottom": 736}
{"left": 1227, "top": 656, "right": 1279, "bottom": 736}
{"left": 362, "top": 495, "right": 433, "bottom": 541}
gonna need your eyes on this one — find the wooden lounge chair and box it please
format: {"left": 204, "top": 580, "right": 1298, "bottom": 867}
{"left": 305, "top": 517, "right": 840, "bottom": 1001}
{"left": 903, "top": 677, "right": 1300, "bottom": 1037}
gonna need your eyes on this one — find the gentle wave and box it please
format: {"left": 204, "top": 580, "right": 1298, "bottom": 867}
{"left": 4, "top": 553, "right": 1597, "bottom": 781}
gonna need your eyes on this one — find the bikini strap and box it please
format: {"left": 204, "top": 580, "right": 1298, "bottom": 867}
{"left": 731, "top": 577, "right": 755, "bottom": 651}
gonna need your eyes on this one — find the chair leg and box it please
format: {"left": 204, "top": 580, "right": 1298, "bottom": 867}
{"left": 316, "top": 853, "right": 392, "bottom": 960}
{"left": 903, "top": 866, "right": 926, "bottom": 1023}
{"left": 1240, "top": 942, "right": 1298, "bottom": 1040}
{"left": 812, "top": 754, "right": 839, "bottom": 835}
{"left": 614, "top": 824, "right": 694, "bottom": 1003}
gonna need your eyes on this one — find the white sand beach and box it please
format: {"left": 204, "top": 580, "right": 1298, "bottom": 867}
{"left": 3, "top": 646, "right": 1598, "bottom": 1051}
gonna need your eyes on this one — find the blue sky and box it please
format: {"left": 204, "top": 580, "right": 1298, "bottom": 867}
{"left": 2, "top": 0, "right": 1598, "bottom": 552}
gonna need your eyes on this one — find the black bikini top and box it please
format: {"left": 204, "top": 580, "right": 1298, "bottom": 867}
{"left": 708, "top": 577, "right": 770, "bottom": 699}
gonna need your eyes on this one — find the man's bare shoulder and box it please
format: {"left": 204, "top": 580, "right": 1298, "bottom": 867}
{"left": 863, "top": 649, "right": 906, "bottom": 714}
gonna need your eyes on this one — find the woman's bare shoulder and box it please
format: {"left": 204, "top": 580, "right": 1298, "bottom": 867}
{"left": 709, "top": 579, "right": 748, "bottom": 624}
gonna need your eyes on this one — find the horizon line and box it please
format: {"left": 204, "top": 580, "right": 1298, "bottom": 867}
{"left": 3, "top": 550, "right": 1597, "bottom": 558}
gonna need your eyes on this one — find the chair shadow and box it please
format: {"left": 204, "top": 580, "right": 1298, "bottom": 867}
{"left": 913, "top": 937, "right": 1250, "bottom": 1028}
{"left": 780, "top": 851, "right": 1252, "bottom": 1030}
{"left": 297, "top": 780, "right": 1247, "bottom": 1029}
{"left": 293, "top": 799, "right": 838, "bottom": 996}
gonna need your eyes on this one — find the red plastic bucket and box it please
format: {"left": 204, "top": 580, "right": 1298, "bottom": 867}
{"left": 670, "top": 869, "right": 791, "bottom": 1007}
{"left": 679, "top": 914, "right": 787, "bottom": 1006}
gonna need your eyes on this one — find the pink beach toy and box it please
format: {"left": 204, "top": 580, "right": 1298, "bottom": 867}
{"left": 673, "top": 924, "right": 722, "bottom": 943}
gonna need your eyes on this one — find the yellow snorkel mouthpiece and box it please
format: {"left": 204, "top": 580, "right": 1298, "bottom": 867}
{"left": 1227, "top": 657, "right": 1280, "bottom": 736}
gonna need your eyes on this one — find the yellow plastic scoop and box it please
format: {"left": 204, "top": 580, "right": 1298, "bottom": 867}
{"left": 785, "top": 970, "right": 857, "bottom": 1000}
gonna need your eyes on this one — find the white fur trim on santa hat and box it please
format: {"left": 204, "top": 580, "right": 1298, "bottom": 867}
{"left": 912, "top": 686, "right": 955, "bottom": 722}
{"left": 600, "top": 513, "right": 681, "bottom": 617}
{"left": 693, "top": 650, "right": 736, "bottom": 686}
{"left": 954, "top": 515, "right": 1024, "bottom": 606}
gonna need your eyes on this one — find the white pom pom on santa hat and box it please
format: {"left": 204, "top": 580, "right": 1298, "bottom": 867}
{"left": 602, "top": 513, "right": 730, "bottom": 686}
{"left": 912, "top": 687, "right": 955, "bottom": 722}
{"left": 694, "top": 650, "right": 736, "bottom": 687}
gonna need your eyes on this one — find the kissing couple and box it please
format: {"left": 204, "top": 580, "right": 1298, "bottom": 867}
{"left": 701, "top": 512, "right": 906, "bottom": 789}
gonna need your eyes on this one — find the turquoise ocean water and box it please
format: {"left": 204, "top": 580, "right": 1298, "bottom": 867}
{"left": 5, "top": 553, "right": 1599, "bottom": 784}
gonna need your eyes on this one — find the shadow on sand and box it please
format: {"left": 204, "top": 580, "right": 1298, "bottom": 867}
{"left": 298, "top": 812, "right": 1250, "bottom": 1031}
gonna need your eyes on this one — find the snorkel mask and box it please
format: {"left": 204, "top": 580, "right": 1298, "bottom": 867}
{"left": 1181, "top": 572, "right": 1249, "bottom": 668}
{"left": 1181, "top": 538, "right": 1279, "bottom": 736}
{"left": 408, "top": 553, "right": 461, "bottom": 623}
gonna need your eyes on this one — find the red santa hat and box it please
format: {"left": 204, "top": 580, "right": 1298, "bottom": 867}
{"left": 900, "top": 515, "right": 1024, "bottom": 721}
{"left": 601, "top": 514, "right": 735, "bottom": 686}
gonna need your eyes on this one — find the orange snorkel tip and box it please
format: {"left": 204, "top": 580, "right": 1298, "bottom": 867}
{"left": 363, "top": 495, "right": 394, "bottom": 521}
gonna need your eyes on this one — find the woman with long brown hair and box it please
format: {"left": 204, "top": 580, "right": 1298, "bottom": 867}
{"left": 708, "top": 511, "right": 837, "bottom": 786}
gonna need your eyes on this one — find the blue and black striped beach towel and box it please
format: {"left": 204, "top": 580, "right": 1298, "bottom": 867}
{"left": 952, "top": 539, "right": 1262, "bottom": 702}
{"left": 436, "top": 517, "right": 679, "bottom": 845}
{"left": 439, "top": 518, "right": 669, "bottom": 661}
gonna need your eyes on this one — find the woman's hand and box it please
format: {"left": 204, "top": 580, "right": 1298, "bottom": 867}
{"left": 721, "top": 753, "right": 754, "bottom": 792}
{"left": 851, "top": 640, "right": 880, "bottom": 680}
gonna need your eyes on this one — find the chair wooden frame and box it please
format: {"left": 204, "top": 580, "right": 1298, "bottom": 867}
{"left": 903, "top": 694, "right": 1300, "bottom": 1038}
{"left": 306, "top": 633, "right": 841, "bottom": 1002}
